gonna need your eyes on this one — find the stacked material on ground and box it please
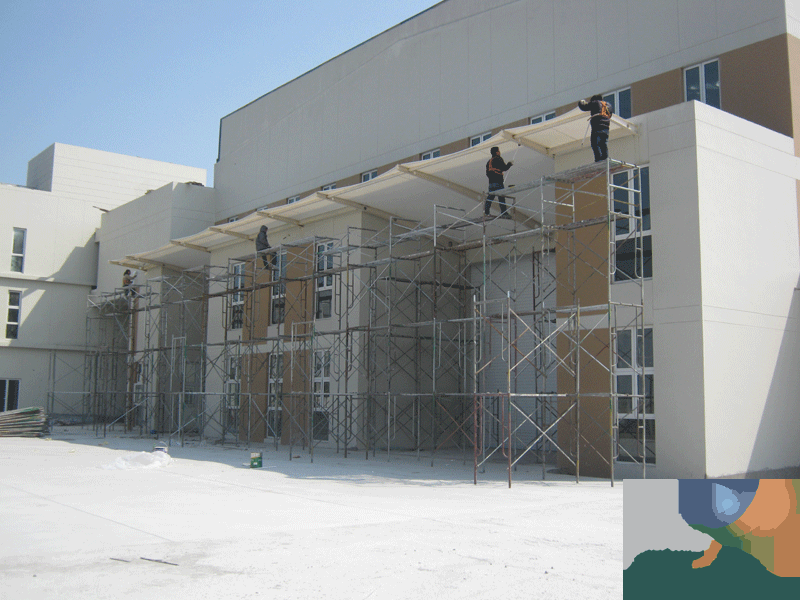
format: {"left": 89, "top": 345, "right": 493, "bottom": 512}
{"left": 0, "top": 407, "right": 48, "bottom": 437}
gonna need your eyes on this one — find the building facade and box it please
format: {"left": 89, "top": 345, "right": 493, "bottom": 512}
{"left": 1, "top": 143, "right": 206, "bottom": 420}
{"left": 12, "top": 0, "right": 800, "bottom": 480}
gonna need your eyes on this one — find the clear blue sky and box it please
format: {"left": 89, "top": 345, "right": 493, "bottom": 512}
{"left": 0, "top": 0, "right": 443, "bottom": 187}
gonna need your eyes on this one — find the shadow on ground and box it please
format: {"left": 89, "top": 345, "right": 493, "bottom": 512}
{"left": 48, "top": 425, "right": 607, "bottom": 488}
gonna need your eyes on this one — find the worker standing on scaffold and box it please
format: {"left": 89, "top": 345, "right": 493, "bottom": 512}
{"left": 255, "top": 225, "right": 273, "bottom": 268}
{"left": 485, "top": 146, "right": 513, "bottom": 219}
{"left": 578, "top": 94, "right": 613, "bottom": 162}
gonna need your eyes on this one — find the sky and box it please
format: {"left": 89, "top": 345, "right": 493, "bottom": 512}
{"left": 0, "top": 0, "right": 444, "bottom": 187}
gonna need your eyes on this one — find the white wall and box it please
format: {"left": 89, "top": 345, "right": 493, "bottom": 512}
{"left": 637, "top": 101, "right": 800, "bottom": 478}
{"left": 96, "top": 183, "right": 217, "bottom": 294}
{"left": 214, "top": 0, "right": 791, "bottom": 219}
{"left": 0, "top": 182, "right": 99, "bottom": 411}
{"left": 691, "top": 103, "right": 800, "bottom": 477}
{"left": 1, "top": 144, "right": 207, "bottom": 413}
{"left": 27, "top": 143, "right": 206, "bottom": 211}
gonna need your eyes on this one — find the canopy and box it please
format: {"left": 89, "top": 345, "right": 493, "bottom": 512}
{"left": 115, "top": 108, "right": 637, "bottom": 271}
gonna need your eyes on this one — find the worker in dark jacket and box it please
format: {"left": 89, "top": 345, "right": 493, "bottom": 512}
{"left": 485, "top": 146, "right": 513, "bottom": 218}
{"left": 255, "top": 225, "right": 272, "bottom": 268}
{"left": 578, "top": 95, "right": 613, "bottom": 162}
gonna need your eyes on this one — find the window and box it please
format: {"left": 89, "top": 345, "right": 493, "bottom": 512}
{"left": 11, "top": 228, "right": 25, "bottom": 273}
{"left": 530, "top": 111, "right": 556, "bottom": 125}
{"left": 602, "top": 87, "right": 631, "bottom": 119}
{"left": 316, "top": 241, "right": 334, "bottom": 319}
{"left": 271, "top": 250, "right": 287, "bottom": 325}
{"left": 287, "top": 196, "right": 300, "bottom": 204}
{"left": 421, "top": 149, "right": 440, "bottom": 161}
{"left": 256, "top": 205, "right": 269, "bottom": 212}
{"left": 267, "top": 353, "right": 283, "bottom": 438}
{"left": 361, "top": 170, "right": 378, "bottom": 183}
{"left": 470, "top": 132, "right": 492, "bottom": 147}
{"left": 229, "top": 262, "right": 245, "bottom": 330}
{"left": 225, "top": 356, "right": 241, "bottom": 409}
{"left": 321, "top": 183, "right": 336, "bottom": 192}
{"left": 684, "top": 59, "right": 720, "bottom": 109}
{"left": 312, "top": 350, "right": 331, "bottom": 440}
{"left": 227, "top": 216, "right": 239, "bottom": 223}
{"left": 6, "top": 291, "right": 20, "bottom": 339}
{"left": 612, "top": 167, "right": 651, "bottom": 282}
{"left": 0, "top": 379, "right": 19, "bottom": 412}
{"left": 615, "top": 328, "right": 655, "bottom": 463}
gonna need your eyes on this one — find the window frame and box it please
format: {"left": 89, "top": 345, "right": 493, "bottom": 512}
{"left": 602, "top": 87, "right": 632, "bottom": 119}
{"left": 469, "top": 132, "right": 492, "bottom": 147}
{"left": 615, "top": 327, "right": 655, "bottom": 464}
{"left": 271, "top": 249, "right": 287, "bottom": 325}
{"left": 611, "top": 167, "right": 651, "bottom": 283}
{"left": 312, "top": 349, "right": 331, "bottom": 441}
{"left": 224, "top": 356, "right": 241, "bottom": 409}
{"left": 286, "top": 196, "right": 300, "bottom": 204}
{"left": 6, "top": 290, "right": 21, "bottom": 339}
{"left": 229, "top": 262, "right": 245, "bottom": 330}
{"left": 684, "top": 58, "right": 720, "bottom": 109}
{"left": 11, "top": 228, "right": 26, "bottom": 273}
{"left": 315, "top": 241, "right": 334, "bottom": 320}
{"left": 421, "top": 149, "right": 440, "bottom": 161}
{"left": 0, "top": 379, "right": 20, "bottom": 412}
{"left": 321, "top": 183, "right": 336, "bottom": 192}
{"left": 361, "top": 170, "right": 378, "bottom": 183}
{"left": 267, "top": 353, "right": 283, "bottom": 438}
{"left": 530, "top": 111, "right": 556, "bottom": 125}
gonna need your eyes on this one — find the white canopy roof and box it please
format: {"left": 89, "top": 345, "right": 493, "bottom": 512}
{"left": 115, "top": 108, "right": 636, "bottom": 271}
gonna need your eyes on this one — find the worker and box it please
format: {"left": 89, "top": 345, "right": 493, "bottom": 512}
{"left": 255, "top": 225, "right": 272, "bottom": 268}
{"left": 485, "top": 146, "right": 513, "bottom": 218}
{"left": 122, "top": 269, "right": 137, "bottom": 296}
{"left": 578, "top": 95, "right": 613, "bottom": 162}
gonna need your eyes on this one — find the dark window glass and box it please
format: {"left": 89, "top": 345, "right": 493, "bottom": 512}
{"left": 638, "top": 328, "right": 654, "bottom": 368}
{"left": 639, "top": 167, "right": 650, "bottom": 230}
{"left": 271, "top": 299, "right": 285, "bottom": 325}
{"left": 316, "top": 289, "right": 332, "bottom": 319}
{"left": 230, "top": 305, "right": 243, "bottom": 330}
{"left": 617, "top": 375, "right": 632, "bottom": 414}
{"left": 617, "top": 88, "right": 632, "bottom": 118}
{"left": 267, "top": 409, "right": 282, "bottom": 438}
{"left": 613, "top": 172, "right": 629, "bottom": 234}
{"left": 617, "top": 330, "right": 632, "bottom": 369}
{"left": 704, "top": 60, "right": 720, "bottom": 108}
{"left": 313, "top": 410, "right": 329, "bottom": 440}
{"left": 685, "top": 66, "right": 701, "bottom": 102}
{"left": 644, "top": 374, "right": 654, "bottom": 414}
{"left": 615, "top": 236, "right": 652, "bottom": 281}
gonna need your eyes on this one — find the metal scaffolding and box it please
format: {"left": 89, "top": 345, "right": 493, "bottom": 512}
{"left": 54, "top": 159, "right": 648, "bottom": 485}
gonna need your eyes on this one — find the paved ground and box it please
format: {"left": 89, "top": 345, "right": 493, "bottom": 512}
{"left": 0, "top": 428, "right": 622, "bottom": 599}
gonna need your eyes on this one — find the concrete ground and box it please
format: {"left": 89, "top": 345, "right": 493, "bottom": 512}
{"left": 0, "top": 427, "right": 622, "bottom": 599}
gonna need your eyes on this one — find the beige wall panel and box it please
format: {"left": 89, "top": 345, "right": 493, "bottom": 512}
{"left": 555, "top": 331, "right": 612, "bottom": 478}
{"left": 555, "top": 178, "right": 610, "bottom": 310}
{"left": 248, "top": 262, "right": 273, "bottom": 339}
{"left": 720, "top": 35, "right": 793, "bottom": 139}
{"left": 241, "top": 353, "right": 268, "bottom": 442}
{"left": 631, "top": 69, "right": 683, "bottom": 117}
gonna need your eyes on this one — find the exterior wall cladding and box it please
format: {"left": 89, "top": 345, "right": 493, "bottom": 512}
{"left": 28, "top": 0, "right": 800, "bottom": 482}
{"left": 213, "top": 0, "right": 800, "bottom": 220}
{"left": 200, "top": 0, "right": 800, "bottom": 480}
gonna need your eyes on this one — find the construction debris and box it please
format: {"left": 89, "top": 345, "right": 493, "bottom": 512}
{"left": 0, "top": 407, "right": 48, "bottom": 437}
